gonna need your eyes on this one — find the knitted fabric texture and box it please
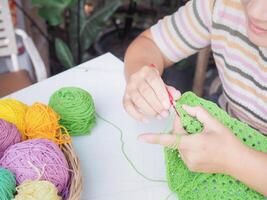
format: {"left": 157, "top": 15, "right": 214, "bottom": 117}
{"left": 165, "top": 92, "right": 266, "bottom": 200}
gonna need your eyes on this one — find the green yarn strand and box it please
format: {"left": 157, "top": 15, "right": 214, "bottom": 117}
{"left": 49, "top": 87, "right": 96, "bottom": 136}
{"left": 50, "top": 87, "right": 166, "bottom": 192}
{"left": 96, "top": 113, "right": 166, "bottom": 183}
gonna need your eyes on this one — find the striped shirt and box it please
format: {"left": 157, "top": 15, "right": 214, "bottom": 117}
{"left": 151, "top": 0, "right": 267, "bottom": 135}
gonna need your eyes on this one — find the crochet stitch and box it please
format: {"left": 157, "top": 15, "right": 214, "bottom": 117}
{"left": 165, "top": 92, "right": 266, "bottom": 200}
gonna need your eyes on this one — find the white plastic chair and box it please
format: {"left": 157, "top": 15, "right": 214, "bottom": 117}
{"left": 0, "top": 0, "right": 47, "bottom": 97}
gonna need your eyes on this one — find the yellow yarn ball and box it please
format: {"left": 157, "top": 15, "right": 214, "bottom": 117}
{"left": 0, "top": 99, "right": 28, "bottom": 133}
{"left": 14, "top": 180, "right": 62, "bottom": 200}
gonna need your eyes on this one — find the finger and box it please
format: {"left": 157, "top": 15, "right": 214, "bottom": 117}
{"left": 182, "top": 105, "right": 216, "bottom": 126}
{"left": 172, "top": 115, "right": 186, "bottom": 134}
{"left": 138, "top": 82, "right": 169, "bottom": 118}
{"left": 178, "top": 148, "right": 188, "bottom": 163}
{"left": 138, "top": 133, "right": 183, "bottom": 149}
{"left": 165, "top": 85, "right": 181, "bottom": 101}
{"left": 144, "top": 70, "right": 170, "bottom": 110}
{"left": 123, "top": 95, "right": 148, "bottom": 123}
{"left": 178, "top": 133, "right": 203, "bottom": 150}
{"left": 130, "top": 90, "right": 158, "bottom": 117}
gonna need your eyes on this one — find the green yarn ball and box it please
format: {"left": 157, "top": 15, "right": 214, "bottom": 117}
{"left": 0, "top": 168, "right": 16, "bottom": 200}
{"left": 165, "top": 92, "right": 267, "bottom": 200}
{"left": 49, "top": 87, "right": 96, "bottom": 136}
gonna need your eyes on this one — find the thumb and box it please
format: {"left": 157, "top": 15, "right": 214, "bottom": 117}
{"left": 165, "top": 85, "right": 181, "bottom": 101}
{"left": 138, "top": 133, "right": 185, "bottom": 149}
{"left": 182, "top": 105, "right": 217, "bottom": 126}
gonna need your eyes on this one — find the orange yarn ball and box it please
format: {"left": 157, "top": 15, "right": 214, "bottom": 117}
{"left": 23, "top": 103, "right": 71, "bottom": 145}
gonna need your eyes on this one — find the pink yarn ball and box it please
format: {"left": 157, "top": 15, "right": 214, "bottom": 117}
{"left": 0, "top": 119, "right": 21, "bottom": 158}
{"left": 0, "top": 139, "right": 70, "bottom": 195}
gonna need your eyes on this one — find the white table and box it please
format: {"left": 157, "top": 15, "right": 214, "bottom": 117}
{"left": 7, "top": 53, "right": 175, "bottom": 200}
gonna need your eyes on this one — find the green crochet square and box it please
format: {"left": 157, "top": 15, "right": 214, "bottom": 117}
{"left": 165, "top": 92, "right": 267, "bottom": 200}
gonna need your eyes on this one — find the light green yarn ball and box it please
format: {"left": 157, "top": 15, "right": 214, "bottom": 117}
{"left": 49, "top": 87, "right": 96, "bottom": 136}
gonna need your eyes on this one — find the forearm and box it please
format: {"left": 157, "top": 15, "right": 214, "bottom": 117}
{"left": 227, "top": 145, "right": 267, "bottom": 196}
{"left": 124, "top": 29, "right": 173, "bottom": 81}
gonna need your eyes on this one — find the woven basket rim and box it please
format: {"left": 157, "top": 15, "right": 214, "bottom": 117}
{"left": 62, "top": 143, "right": 83, "bottom": 200}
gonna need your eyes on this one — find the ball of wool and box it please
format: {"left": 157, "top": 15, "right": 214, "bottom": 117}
{"left": 0, "top": 99, "right": 28, "bottom": 133}
{"left": 0, "top": 168, "right": 16, "bottom": 200}
{"left": 23, "top": 103, "right": 71, "bottom": 145}
{"left": 0, "top": 119, "right": 21, "bottom": 158}
{"left": 0, "top": 139, "right": 70, "bottom": 195}
{"left": 14, "top": 180, "right": 62, "bottom": 200}
{"left": 49, "top": 87, "right": 96, "bottom": 136}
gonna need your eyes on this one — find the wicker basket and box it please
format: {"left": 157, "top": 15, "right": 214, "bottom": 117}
{"left": 62, "top": 143, "right": 83, "bottom": 200}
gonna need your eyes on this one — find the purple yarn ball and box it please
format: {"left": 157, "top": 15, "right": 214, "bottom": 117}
{"left": 0, "top": 119, "right": 21, "bottom": 158}
{"left": 0, "top": 139, "right": 70, "bottom": 195}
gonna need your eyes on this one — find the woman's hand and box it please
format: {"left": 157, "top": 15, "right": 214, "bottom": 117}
{"left": 123, "top": 65, "right": 180, "bottom": 123}
{"left": 138, "top": 105, "right": 248, "bottom": 174}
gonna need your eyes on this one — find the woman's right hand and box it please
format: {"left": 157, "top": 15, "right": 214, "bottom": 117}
{"left": 123, "top": 65, "right": 181, "bottom": 122}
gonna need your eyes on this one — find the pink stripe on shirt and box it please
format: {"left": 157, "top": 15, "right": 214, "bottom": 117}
{"left": 218, "top": 10, "right": 246, "bottom": 26}
{"left": 158, "top": 20, "right": 183, "bottom": 59}
{"left": 178, "top": 9, "right": 207, "bottom": 47}
{"left": 199, "top": 0, "right": 212, "bottom": 31}
{"left": 212, "top": 43, "right": 267, "bottom": 84}
{"left": 216, "top": 60, "right": 267, "bottom": 117}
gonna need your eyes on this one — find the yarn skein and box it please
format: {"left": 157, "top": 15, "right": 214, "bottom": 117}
{"left": 49, "top": 87, "right": 96, "bottom": 136}
{"left": 14, "top": 180, "right": 62, "bottom": 200}
{"left": 23, "top": 103, "right": 71, "bottom": 145}
{"left": 0, "top": 139, "right": 70, "bottom": 195}
{"left": 0, "top": 168, "right": 16, "bottom": 200}
{"left": 0, "top": 119, "right": 21, "bottom": 158}
{"left": 0, "top": 99, "right": 28, "bottom": 133}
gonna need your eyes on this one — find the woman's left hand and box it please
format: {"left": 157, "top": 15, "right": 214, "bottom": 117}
{"left": 138, "top": 105, "right": 249, "bottom": 174}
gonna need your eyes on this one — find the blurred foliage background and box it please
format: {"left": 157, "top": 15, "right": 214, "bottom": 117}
{"left": 27, "top": 0, "right": 189, "bottom": 74}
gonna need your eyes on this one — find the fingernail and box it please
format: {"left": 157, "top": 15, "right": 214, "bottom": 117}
{"left": 174, "top": 91, "right": 181, "bottom": 100}
{"left": 163, "top": 100, "right": 170, "bottom": 109}
{"left": 161, "top": 110, "right": 169, "bottom": 118}
{"left": 138, "top": 136, "right": 147, "bottom": 142}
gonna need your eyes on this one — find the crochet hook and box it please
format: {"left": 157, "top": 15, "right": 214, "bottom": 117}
{"left": 166, "top": 86, "right": 180, "bottom": 117}
{"left": 149, "top": 64, "right": 180, "bottom": 117}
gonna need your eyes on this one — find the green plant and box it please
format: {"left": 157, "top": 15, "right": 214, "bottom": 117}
{"left": 55, "top": 38, "right": 75, "bottom": 68}
{"left": 31, "top": 0, "right": 183, "bottom": 69}
{"left": 31, "top": 0, "right": 76, "bottom": 26}
{"left": 115, "top": 0, "right": 162, "bottom": 42}
{"left": 32, "top": 0, "right": 122, "bottom": 68}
